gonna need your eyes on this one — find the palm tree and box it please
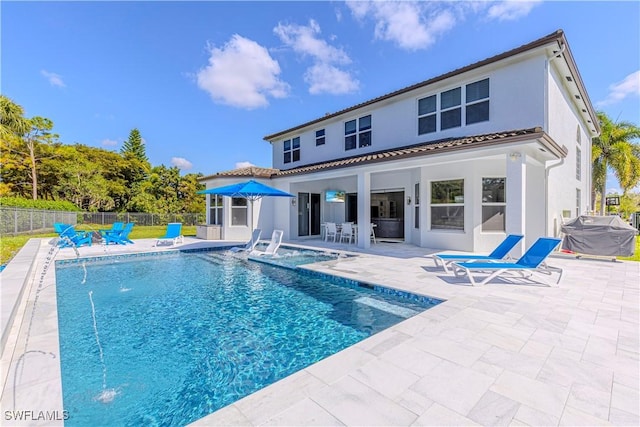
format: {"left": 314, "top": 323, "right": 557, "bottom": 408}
{"left": 592, "top": 112, "right": 640, "bottom": 215}
{"left": 0, "top": 95, "right": 30, "bottom": 138}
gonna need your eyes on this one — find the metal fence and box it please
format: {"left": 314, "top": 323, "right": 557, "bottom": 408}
{"left": 0, "top": 207, "right": 205, "bottom": 236}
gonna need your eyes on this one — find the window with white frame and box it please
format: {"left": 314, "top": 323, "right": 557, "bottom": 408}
{"left": 466, "top": 78, "right": 489, "bottom": 125}
{"left": 431, "top": 179, "right": 464, "bottom": 230}
{"left": 231, "top": 197, "right": 248, "bottom": 226}
{"left": 418, "top": 95, "right": 436, "bottom": 135}
{"left": 576, "top": 125, "right": 582, "bottom": 144}
{"left": 418, "top": 78, "right": 490, "bottom": 134}
{"left": 283, "top": 136, "right": 300, "bottom": 164}
{"left": 481, "top": 178, "right": 506, "bottom": 231}
{"left": 345, "top": 115, "right": 372, "bottom": 150}
{"left": 576, "top": 147, "right": 582, "bottom": 181}
{"left": 315, "top": 129, "right": 325, "bottom": 146}
{"left": 209, "top": 195, "right": 223, "bottom": 225}
{"left": 576, "top": 188, "right": 581, "bottom": 217}
{"left": 440, "top": 87, "right": 461, "bottom": 130}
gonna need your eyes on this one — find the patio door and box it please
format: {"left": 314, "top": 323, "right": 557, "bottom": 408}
{"left": 298, "top": 193, "right": 321, "bottom": 236}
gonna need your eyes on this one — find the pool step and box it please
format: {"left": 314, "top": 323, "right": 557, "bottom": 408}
{"left": 354, "top": 296, "right": 419, "bottom": 318}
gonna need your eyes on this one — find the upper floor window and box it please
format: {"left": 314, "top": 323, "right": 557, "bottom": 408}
{"left": 315, "top": 129, "right": 325, "bottom": 146}
{"left": 576, "top": 125, "right": 582, "bottom": 144}
{"left": 418, "top": 78, "right": 490, "bottom": 135}
{"left": 345, "top": 115, "right": 372, "bottom": 151}
{"left": 576, "top": 147, "right": 582, "bottom": 181}
{"left": 418, "top": 95, "right": 436, "bottom": 135}
{"left": 466, "top": 78, "right": 489, "bottom": 125}
{"left": 441, "top": 87, "right": 461, "bottom": 130}
{"left": 283, "top": 136, "right": 300, "bottom": 164}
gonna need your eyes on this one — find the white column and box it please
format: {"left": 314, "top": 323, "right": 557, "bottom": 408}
{"left": 506, "top": 152, "right": 526, "bottom": 256}
{"left": 357, "top": 172, "right": 371, "bottom": 249}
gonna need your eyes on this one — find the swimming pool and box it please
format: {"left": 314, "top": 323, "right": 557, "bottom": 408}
{"left": 247, "top": 244, "right": 348, "bottom": 268}
{"left": 56, "top": 250, "right": 441, "bottom": 426}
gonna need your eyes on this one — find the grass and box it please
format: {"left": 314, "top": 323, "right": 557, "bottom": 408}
{"left": 618, "top": 235, "right": 640, "bottom": 262}
{"left": 0, "top": 225, "right": 197, "bottom": 266}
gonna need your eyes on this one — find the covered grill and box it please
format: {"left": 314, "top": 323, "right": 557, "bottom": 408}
{"left": 561, "top": 215, "right": 637, "bottom": 257}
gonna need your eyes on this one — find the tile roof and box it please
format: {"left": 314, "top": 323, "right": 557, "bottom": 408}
{"left": 275, "top": 127, "right": 556, "bottom": 177}
{"left": 199, "top": 166, "right": 280, "bottom": 181}
{"left": 200, "top": 127, "right": 563, "bottom": 182}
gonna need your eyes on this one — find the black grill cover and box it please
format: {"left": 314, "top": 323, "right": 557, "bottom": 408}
{"left": 561, "top": 215, "right": 638, "bottom": 256}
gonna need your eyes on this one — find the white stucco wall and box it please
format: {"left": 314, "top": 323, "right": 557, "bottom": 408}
{"left": 545, "top": 62, "right": 592, "bottom": 236}
{"left": 270, "top": 54, "right": 548, "bottom": 171}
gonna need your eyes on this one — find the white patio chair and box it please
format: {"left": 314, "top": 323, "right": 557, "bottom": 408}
{"left": 339, "top": 222, "right": 355, "bottom": 244}
{"left": 325, "top": 222, "right": 338, "bottom": 242}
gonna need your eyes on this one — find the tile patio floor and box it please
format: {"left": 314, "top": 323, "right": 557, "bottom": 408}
{"left": 1, "top": 236, "right": 638, "bottom": 426}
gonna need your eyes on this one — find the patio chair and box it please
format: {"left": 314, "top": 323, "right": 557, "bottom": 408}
{"left": 428, "top": 234, "right": 524, "bottom": 272}
{"left": 451, "top": 237, "right": 563, "bottom": 286}
{"left": 324, "top": 222, "right": 338, "bottom": 242}
{"left": 55, "top": 224, "right": 92, "bottom": 248}
{"left": 251, "top": 229, "right": 283, "bottom": 256}
{"left": 155, "top": 223, "right": 183, "bottom": 246}
{"left": 230, "top": 228, "right": 262, "bottom": 252}
{"left": 99, "top": 222, "right": 124, "bottom": 237}
{"left": 104, "top": 222, "right": 135, "bottom": 245}
{"left": 339, "top": 222, "right": 355, "bottom": 244}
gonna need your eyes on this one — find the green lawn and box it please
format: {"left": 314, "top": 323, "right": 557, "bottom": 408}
{"left": 0, "top": 225, "right": 196, "bottom": 266}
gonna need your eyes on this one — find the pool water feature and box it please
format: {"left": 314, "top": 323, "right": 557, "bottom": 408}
{"left": 56, "top": 251, "right": 441, "bottom": 426}
{"left": 247, "top": 244, "right": 347, "bottom": 268}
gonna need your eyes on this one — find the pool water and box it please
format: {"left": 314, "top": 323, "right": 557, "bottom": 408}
{"left": 56, "top": 251, "right": 440, "bottom": 426}
{"left": 248, "top": 244, "right": 347, "bottom": 268}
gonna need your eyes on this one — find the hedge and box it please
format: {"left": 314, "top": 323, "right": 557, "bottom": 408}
{"left": 0, "top": 197, "right": 79, "bottom": 211}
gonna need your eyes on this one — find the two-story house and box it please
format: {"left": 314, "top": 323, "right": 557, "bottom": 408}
{"left": 199, "top": 30, "right": 599, "bottom": 254}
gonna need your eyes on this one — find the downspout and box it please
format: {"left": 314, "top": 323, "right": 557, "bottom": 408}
{"left": 544, "top": 40, "right": 567, "bottom": 239}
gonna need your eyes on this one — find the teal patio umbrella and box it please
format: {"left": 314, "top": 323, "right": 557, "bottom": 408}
{"left": 197, "top": 179, "right": 294, "bottom": 233}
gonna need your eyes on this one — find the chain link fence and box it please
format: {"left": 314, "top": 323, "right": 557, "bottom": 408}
{"left": 0, "top": 207, "right": 205, "bottom": 236}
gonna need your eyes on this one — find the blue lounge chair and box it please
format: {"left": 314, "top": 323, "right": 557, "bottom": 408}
{"left": 250, "top": 230, "right": 283, "bottom": 256}
{"left": 429, "top": 234, "right": 524, "bottom": 272}
{"left": 451, "top": 237, "right": 563, "bottom": 286}
{"left": 104, "top": 222, "right": 135, "bottom": 245}
{"left": 155, "top": 223, "right": 183, "bottom": 246}
{"left": 230, "top": 228, "right": 262, "bottom": 252}
{"left": 55, "top": 223, "right": 92, "bottom": 248}
{"left": 99, "top": 222, "right": 124, "bottom": 237}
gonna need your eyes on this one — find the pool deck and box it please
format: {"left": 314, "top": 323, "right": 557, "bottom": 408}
{"left": 1, "top": 236, "right": 638, "bottom": 426}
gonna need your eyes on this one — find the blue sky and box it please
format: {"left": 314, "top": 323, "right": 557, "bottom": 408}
{"left": 3, "top": 1, "right": 639, "bottom": 193}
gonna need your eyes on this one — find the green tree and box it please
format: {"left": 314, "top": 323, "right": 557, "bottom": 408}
{"left": 0, "top": 95, "right": 30, "bottom": 138}
{"left": 121, "top": 128, "right": 149, "bottom": 164}
{"left": 592, "top": 112, "right": 640, "bottom": 215}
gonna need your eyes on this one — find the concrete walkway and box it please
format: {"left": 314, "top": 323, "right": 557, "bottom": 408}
{"left": 1, "top": 237, "right": 638, "bottom": 426}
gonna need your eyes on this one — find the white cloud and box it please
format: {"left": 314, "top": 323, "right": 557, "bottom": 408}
{"left": 171, "top": 157, "right": 193, "bottom": 170}
{"left": 274, "top": 20, "right": 359, "bottom": 94}
{"left": 305, "top": 63, "right": 359, "bottom": 95}
{"left": 346, "top": 0, "right": 538, "bottom": 51}
{"left": 196, "top": 35, "right": 289, "bottom": 109}
{"left": 346, "top": 1, "right": 456, "bottom": 51}
{"left": 486, "top": 1, "right": 542, "bottom": 22}
{"left": 597, "top": 70, "right": 640, "bottom": 107}
{"left": 41, "top": 70, "right": 66, "bottom": 87}
{"left": 235, "top": 161, "right": 255, "bottom": 169}
{"left": 102, "top": 138, "right": 118, "bottom": 147}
